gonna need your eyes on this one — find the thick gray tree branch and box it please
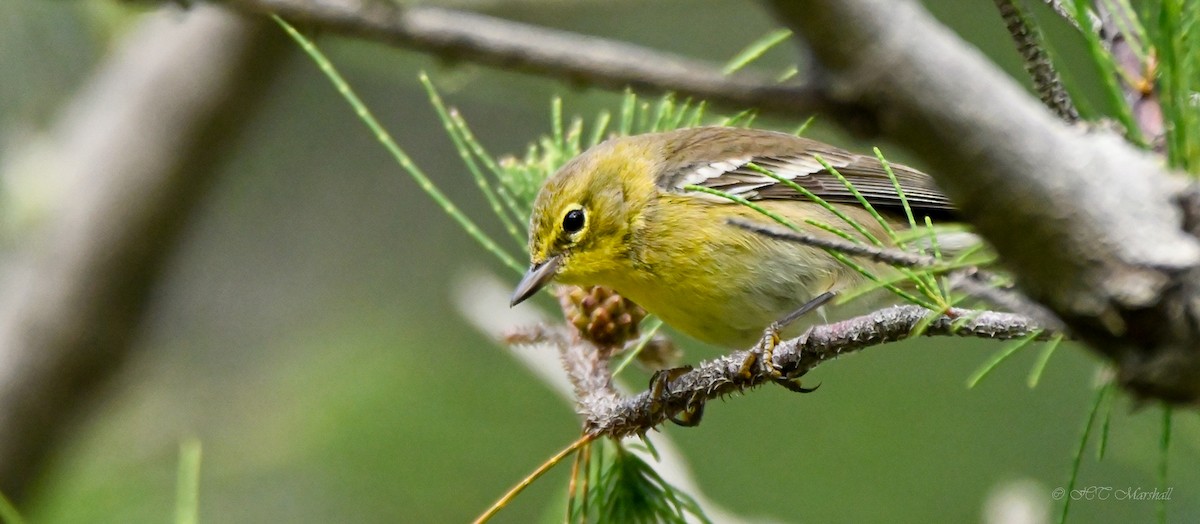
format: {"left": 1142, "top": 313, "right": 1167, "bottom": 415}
{"left": 765, "top": 0, "right": 1200, "bottom": 404}
{"left": 222, "top": 0, "right": 871, "bottom": 123}
{"left": 0, "top": 5, "right": 290, "bottom": 501}
{"left": 505, "top": 306, "right": 1053, "bottom": 438}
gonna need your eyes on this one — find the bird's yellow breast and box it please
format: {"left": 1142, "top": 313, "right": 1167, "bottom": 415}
{"left": 567, "top": 194, "right": 885, "bottom": 349}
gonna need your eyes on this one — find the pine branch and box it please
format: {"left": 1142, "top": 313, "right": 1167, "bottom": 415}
{"left": 727, "top": 218, "right": 939, "bottom": 268}
{"left": 541, "top": 305, "right": 1056, "bottom": 438}
{"left": 945, "top": 270, "right": 1067, "bottom": 332}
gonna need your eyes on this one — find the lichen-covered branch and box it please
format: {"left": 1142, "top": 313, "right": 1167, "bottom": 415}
{"left": 562, "top": 306, "right": 1053, "bottom": 438}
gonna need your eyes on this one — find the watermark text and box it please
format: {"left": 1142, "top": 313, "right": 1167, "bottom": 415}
{"left": 1051, "top": 486, "right": 1173, "bottom": 502}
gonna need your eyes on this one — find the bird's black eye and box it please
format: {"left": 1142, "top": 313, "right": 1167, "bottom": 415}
{"left": 562, "top": 208, "right": 586, "bottom": 234}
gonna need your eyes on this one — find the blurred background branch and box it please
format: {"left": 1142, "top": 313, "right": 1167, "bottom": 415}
{"left": 226, "top": 0, "right": 873, "bottom": 125}
{"left": 0, "top": 4, "right": 290, "bottom": 501}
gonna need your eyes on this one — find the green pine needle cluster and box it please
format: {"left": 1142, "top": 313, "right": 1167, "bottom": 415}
{"left": 569, "top": 441, "right": 710, "bottom": 524}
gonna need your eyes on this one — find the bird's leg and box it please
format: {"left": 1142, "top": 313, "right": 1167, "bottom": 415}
{"left": 737, "top": 291, "right": 836, "bottom": 392}
{"left": 648, "top": 366, "right": 704, "bottom": 426}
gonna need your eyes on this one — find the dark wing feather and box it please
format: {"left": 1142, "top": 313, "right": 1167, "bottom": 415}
{"left": 656, "top": 127, "right": 957, "bottom": 221}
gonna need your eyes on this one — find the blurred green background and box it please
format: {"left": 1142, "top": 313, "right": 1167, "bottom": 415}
{"left": 1, "top": 0, "right": 1196, "bottom": 522}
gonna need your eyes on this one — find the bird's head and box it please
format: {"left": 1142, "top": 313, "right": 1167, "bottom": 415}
{"left": 510, "top": 136, "right": 660, "bottom": 306}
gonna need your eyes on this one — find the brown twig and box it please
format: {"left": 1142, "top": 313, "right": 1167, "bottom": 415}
{"left": 473, "top": 432, "right": 595, "bottom": 524}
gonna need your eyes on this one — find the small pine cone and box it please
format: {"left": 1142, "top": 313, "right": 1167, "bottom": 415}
{"left": 557, "top": 285, "right": 647, "bottom": 348}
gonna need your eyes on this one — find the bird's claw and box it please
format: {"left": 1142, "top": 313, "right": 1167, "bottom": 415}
{"left": 753, "top": 325, "right": 820, "bottom": 393}
{"left": 773, "top": 374, "right": 820, "bottom": 393}
{"left": 649, "top": 366, "right": 704, "bottom": 427}
{"left": 740, "top": 291, "right": 837, "bottom": 393}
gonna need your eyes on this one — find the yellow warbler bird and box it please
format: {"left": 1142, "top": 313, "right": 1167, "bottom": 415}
{"left": 509, "top": 126, "right": 955, "bottom": 350}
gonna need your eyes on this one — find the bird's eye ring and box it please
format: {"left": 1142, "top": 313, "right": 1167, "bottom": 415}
{"left": 562, "top": 208, "right": 586, "bottom": 234}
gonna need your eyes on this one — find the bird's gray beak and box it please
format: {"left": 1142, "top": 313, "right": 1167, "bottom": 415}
{"left": 510, "top": 255, "right": 562, "bottom": 306}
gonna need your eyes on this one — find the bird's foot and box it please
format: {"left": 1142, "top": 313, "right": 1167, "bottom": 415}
{"left": 739, "top": 291, "right": 836, "bottom": 391}
{"left": 649, "top": 366, "right": 704, "bottom": 427}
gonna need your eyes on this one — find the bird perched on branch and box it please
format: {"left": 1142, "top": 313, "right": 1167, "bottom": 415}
{"left": 510, "top": 126, "right": 957, "bottom": 393}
